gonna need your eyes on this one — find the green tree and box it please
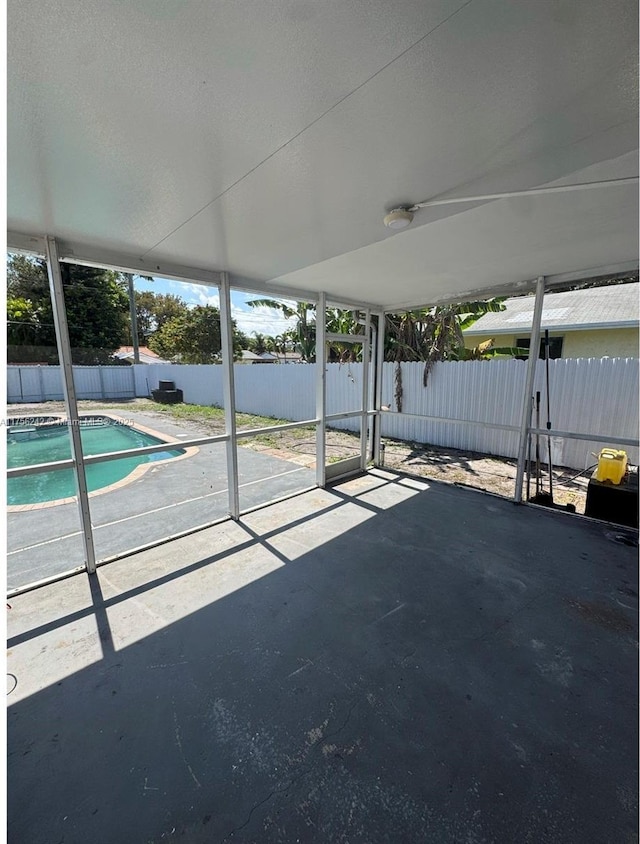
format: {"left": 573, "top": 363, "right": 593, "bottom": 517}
{"left": 7, "top": 254, "right": 46, "bottom": 298}
{"left": 129, "top": 290, "right": 189, "bottom": 344}
{"left": 7, "top": 296, "right": 40, "bottom": 345}
{"left": 6, "top": 254, "right": 129, "bottom": 364}
{"left": 148, "top": 305, "right": 245, "bottom": 363}
{"left": 235, "top": 328, "right": 250, "bottom": 353}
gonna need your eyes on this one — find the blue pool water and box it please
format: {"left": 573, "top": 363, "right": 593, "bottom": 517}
{"left": 7, "top": 417, "right": 183, "bottom": 505}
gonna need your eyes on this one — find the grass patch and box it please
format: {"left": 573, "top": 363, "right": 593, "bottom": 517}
{"left": 134, "top": 400, "right": 298, "bottom": 430}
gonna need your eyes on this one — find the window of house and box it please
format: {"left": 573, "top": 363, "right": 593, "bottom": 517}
{"left": 516, "top": 336, "right": 563, "bottom": 360}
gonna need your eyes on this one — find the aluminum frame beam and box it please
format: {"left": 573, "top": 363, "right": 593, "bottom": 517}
{"left": 315, "top": 292, "right": 327, "bottom": 487}
{"left": 527, "top": 429, "right": 639, "bottom": 448}
{"left": 325, "top": 332, "right": 366, "bottom": 344}
{"left": 9, "top": 231, "right": 636, "bottom": 316}
{"left": 384, "top": 261, "right": 639, "bottom": 314}
{"left": 379, "top": 410, "right": 519, "bottom": 433}
{"left": 219, "top": 272, "right": 240, "bottom": 518}
{"left": 360, "top": 310, "right": 371, "bottom": 471}
{"left": 56, "top": 242, "right": 222, "bottom": 286}
{"left": 372, "top": 312, "right": 386, "bottom": 467}
{"left": 44, "top": 236, "right": 97, "bottom": 572}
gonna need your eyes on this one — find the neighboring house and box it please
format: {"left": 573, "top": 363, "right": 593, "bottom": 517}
{"left": 257, "top": 351, "right": 304, "bottom": 364}
{"left": 463, "top": 283, "right": 639, "bottom": 359}
{"left": 114, "top": 346, "right": 171, "bottom": 364}
{"left": 239, "top": 350, "right": 265, "bottom": 364}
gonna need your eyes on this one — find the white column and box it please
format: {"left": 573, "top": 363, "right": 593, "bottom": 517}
{"left": 44, "top": 236, "right": 97, "bottom": 572}
{"left": 373, "top": 311, "right": 385, "bottom": 466}
{"left": 219, "top": 272, "right": 240, "bottom": 518}
{"left": 360, "top": 309, "right": 371, "bottom": 471}
{"left": 315, "top": 292, "right": 327, "bottom": 487}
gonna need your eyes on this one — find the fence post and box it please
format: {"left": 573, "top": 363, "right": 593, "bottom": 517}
{"left": 514, "top": 276, "right": 545, "bottom": 503}
{"left": 98, "top": 365, "right": 106, "bottom": 399}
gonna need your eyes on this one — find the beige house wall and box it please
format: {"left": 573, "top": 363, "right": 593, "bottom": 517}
{"left": 464, "top": 327, "right": 639, "bottom": 358}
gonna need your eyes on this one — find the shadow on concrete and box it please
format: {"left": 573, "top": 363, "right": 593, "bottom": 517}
{"left": 8, "top": 474, "right": 639, "bottom": 843}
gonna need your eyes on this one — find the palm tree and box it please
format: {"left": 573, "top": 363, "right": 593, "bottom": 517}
{"left": 273, "top": 334, "right": 287, "bottom": 363}
{"left": 250, "top": 332, "right": 268, "bottom": 355}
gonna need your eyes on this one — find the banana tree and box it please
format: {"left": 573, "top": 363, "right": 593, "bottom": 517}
{"left": 385, "top": 299, "right": 508, "bottom": 410}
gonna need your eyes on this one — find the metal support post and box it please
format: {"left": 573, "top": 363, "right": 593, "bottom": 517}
{"left": 126, "top": 273, "right": 140, "bottom": 364}
{"left": 219, "top": 272, "right": 240, "bottom": 518}
{"left": 316, "top": 292, "right": 327, "bottom": 487}
{"left": 372, "top": 311, "right": 385, "bottom": 467}
{"left": 368, "top": 322, "right": 377, "bottom": 462}
{"left": 360, "top": 310, "right": 371, "bottom": 471}
{"left": 44, "top": 236, "right": 97, "bottom": 572}
{"left": 514, "top": 276, "right": 545, "bottom": 503}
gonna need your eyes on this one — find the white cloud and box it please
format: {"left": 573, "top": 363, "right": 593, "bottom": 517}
{"left": 167, "top": 280, "right": 219, "bottom": 307}
{"left": 231, "top": 304, "right": 296, "bottom": 338}
{"left": 163, "top": 282, "right": 301, "bottom": 338}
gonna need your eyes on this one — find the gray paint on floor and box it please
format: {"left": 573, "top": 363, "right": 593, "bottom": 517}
{"left": 7, "top": 470, "right": 639, "bottom": 843}
{"left": 8, "top": 410, "right": 314, "bottom": 589}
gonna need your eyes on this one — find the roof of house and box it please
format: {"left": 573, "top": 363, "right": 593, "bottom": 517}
{"left": 464, "top": 283, "right": 639, "bottom": 336}
{"left": 258, "top": 352, "right": 303, "bottom": 362}
{"left": 114, "top": 346, "right": 170, "bottom": 364}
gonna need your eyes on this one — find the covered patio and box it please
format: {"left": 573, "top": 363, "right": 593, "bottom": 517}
{"left": 6, "top": 0, "right": 639, "bottom": 841}
{"left": 8, "top": 471, "right": 638, "bottom": 842}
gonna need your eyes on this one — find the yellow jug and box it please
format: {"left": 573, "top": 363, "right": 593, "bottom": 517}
{"left": 595, "top": 449, "right": 628, "bottom": 485}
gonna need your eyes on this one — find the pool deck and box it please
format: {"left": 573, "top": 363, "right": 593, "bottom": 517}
{"left": 7, "top": 470, "right": 638, "bottom": 843}
{"left": 8, "top": 410, "right": 315, "bottom": 591}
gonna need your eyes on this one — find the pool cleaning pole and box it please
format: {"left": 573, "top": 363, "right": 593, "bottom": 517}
{"left": 535, "top": 391, "right": 541, "bottom": 497}
{"left": 514, "top": 276, "right": 545, "bottom": 502}
{"left": 545, "top": 329, "right": 554, "bottom": 501}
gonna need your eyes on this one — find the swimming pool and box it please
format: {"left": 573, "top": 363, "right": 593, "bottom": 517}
{"left": 7, "top": 416, "right": 184, "bottom": 506}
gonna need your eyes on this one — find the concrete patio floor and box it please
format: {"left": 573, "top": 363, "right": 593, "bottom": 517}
{"left": 8, "top": 410, "right": 315, "bottom": 591}
{"left": 7, "top": 470, "right": 639, "bottom": 843}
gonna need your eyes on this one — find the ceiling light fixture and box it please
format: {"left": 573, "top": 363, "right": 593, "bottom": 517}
{"left": 383, "top": 208, "right": 414, "bottom": 230}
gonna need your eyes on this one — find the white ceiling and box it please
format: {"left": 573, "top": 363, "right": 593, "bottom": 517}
{"left": 7, "top": 0, "right": 639, "bottom": 308}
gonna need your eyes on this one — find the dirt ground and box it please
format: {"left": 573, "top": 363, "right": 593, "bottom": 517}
{"left": 7, "top": 398, "right": 590, "bottom": 513}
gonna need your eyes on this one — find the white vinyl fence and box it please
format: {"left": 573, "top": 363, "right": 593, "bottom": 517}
{"left": 7, "top": 365, "right": 136, "bottom": 402}
{"left": 378, "top": 358, "right": 639, "bottom": 471}
{"left": 8, "top": 358, "right": 639, "bottom": 470}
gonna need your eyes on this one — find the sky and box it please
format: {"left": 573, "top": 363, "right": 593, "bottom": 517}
{"left": 134, "top": 276, "right": 297, "bottom": 338}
